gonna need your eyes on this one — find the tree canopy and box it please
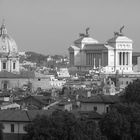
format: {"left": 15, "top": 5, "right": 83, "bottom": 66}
{"left": 99, "top": 103, "right": 140, "bottom": 140}
{"left": 122, "top": 79, "right": 140, "bottom": 104}
{"left": 24, "top": 110, "right": 101, "bottom": 140}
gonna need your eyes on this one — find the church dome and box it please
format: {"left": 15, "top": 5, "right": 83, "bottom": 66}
{"left": 0, "top": 22, "right": 18, "bottom": 55}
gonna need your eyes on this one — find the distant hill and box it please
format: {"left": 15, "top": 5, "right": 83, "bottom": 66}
{"left": 25, "top": 51, "right": 48, "bottom": 64}
{"left": 19, "top": 51, "right": 69, "bottom": 68}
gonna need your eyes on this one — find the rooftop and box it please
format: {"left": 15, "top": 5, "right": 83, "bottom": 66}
{"left": 80, "top": 95, "right": 120, "bottom": 104}
{"left": 0, "top": 110, "right": 53, "bottom": 122}
{"left": 0, "top": 71, "right": 35, "bottom": 78}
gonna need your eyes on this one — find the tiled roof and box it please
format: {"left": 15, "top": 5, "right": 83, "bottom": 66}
{"left": 32, "top": 96, "right": 51, "bottom": 105}
{"left": 104, "top": 45, "right": 114, "bottom": 50}
{"left": 74, "top": 37, "right": 84, "bottom": 44}
{"left": 80, "top": 95, "right": 120, "bottom": 104}
{"left": 17, "top": 95, "right": 52, "bottom": 106}
{"left": 19, "top": 71, "right": 35, "bottom": 78}
{"left": 0, "top": 71, "right": 19, "bottom": 78}
{"left": 0, "top": 110, "right": 30, "bottom": 122}
{"left": 107, "top": 35, "right": 132, "bottom": 43}
{"left": 0, "top": 71, "right": 35, "bottom": 78}
{"left": 69, "top": 45, "right": 80, "bottom": 50}
{"left": 27, "top": 110, "right": 53, "bottom": 121}
{"left": 100, "top": 95, "right": 120, "bottom": 103}
{"left": 80, "top": 95, "right": 103, "bottom": 103}
{"left": 0, "top": 110, "right": 53, "bottom": 122}
{"left": 79, "top": 111, "right": 102, "bottom": 119}
{"left": 84, "top": 44, "right": 107, "bottom": 50}
{"left": 71, "top": 110, "right": 102, "bottom": 119}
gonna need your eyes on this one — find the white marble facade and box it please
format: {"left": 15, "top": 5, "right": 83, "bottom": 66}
{"left": 69, "top": 28, "right": 133, "bottom": 74}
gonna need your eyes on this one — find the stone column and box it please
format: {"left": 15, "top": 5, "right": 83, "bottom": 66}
{"left": 118, "top": 52, "right": 120, "bottom": 65}
{"left": 99, "top": 58, "right": 101, "bottom": 68}
{"left": 128, "top": 52, "right": 130, "bottom": 65}
{"left": 119, "top": 52, "right": 121, "bottom": 65}
{"left": 125, "top": 52, "right": 127, "bottom": 65}
{"left": 129, "top": 52, "right": 132, "bottom": 66}
{"left": 86, "top": 53, "right": 87, "bottom": 65}
{"left": 123, "top": 52, "right": 125, "bottom": 65}
{"left": 126, "top": 52, "right": 128, "bottom": 65}
{"left": 91, "top": 54, "right": 92, "bottom": 66}
{"left": 121, "top": 52, "right": 123, "bottom": 65}
{"left": 88, "top": 54, "right": 90, "bottom": 65}
{"left": 89, "top": 54, "right": 90, "bottom": 65}
{"left": 87, "top": 53, "right": 89, "bottom": 65}
{"left": 92, "top": 54, "right": 94, "bottom": 66}
{"left": 93, "top": 57, "right": 95, "bottom": 69}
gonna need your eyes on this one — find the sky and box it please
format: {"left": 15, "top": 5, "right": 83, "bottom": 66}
{"left": 0, "top": 0, "right": 140, "bottom": 55}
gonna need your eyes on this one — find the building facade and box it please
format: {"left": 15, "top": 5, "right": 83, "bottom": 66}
{"left": 0, "top": 21, "right": 19, "bottom": 73}
{"left": 0, "top": 21, "right": 65, "bottom": 91}
{"left": 68, "top": 27, "right": 133, "bottom": 74}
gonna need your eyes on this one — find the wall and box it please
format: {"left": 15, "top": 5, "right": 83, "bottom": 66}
{"left": 119, "top": 77, "right": 136, "bottom": 90}
{"left": 64, "top": 103, "right": 72, "bottom": 111}
{"left": 80, "top": 102, "right": 108, "bottom": 114}
{"left": 2, "top": 122, "right": 27, "bottom": 134}
{"left": 2, "top": 122, "right": 27, "bottom": 140}
{"left": 0, "top": 77, "right": 59, "bottom": 91}
{"left": 108, "top": 49, "right": 114, "bottom": 66}
{"left": 102, "top": 52, "right": 108, "bottom": 67}
{"left": 3, "top": 133, "right": 26, "bottom": 140}
{"left": 32, "top": 78, "right": 51, "bottom": 90}
{"left": 74, "top": 50, "right": 81, "bottom": 66}
{"left": 137, "top": 57, "right": 140, "bottom": 71}
{"left": 0, "top": 78, "right": 30, "bottom": 90}
{"left": 80, "top": 50, "right": 86, "bottom": 66}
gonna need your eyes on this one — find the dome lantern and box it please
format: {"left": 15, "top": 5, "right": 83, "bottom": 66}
{"left": 0, "top": 20, "right": 19, "bottom": 73}
{"left": 0, "top": 19, "right": 7, "bottom": 36}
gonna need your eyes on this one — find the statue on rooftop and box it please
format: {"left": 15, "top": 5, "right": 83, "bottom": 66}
{"left": 86, "top": 27, "right": 90, "bottom": 36}
{"left": 79, "top": 27, "right": 90, "bottom": 37}
{"left": 120, "top": 25, "right": 124, "bottom": 34}
{"left": 114, "top": 25, "right": 125, "bottom": 37}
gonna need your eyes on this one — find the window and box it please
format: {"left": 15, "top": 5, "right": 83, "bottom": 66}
{"left": 11, "top": 124, "right": 14, "bottom": 133}
{"left": 93, "top": 106, "right": 97, "bottom": 112}
{"left": 13, "top": 62, "right": 16, "bottom": 69}
{"left": 3, "top": 82, "right": 7, "bottom": 90}
{"left": 106, "top": 106, "right": 109, "bottom": 113}
{"left": 3, "top": 62, "right": 6, "bottom": 70}
{"left": 126, "top": 81, "right": 129, "bottom": 85}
